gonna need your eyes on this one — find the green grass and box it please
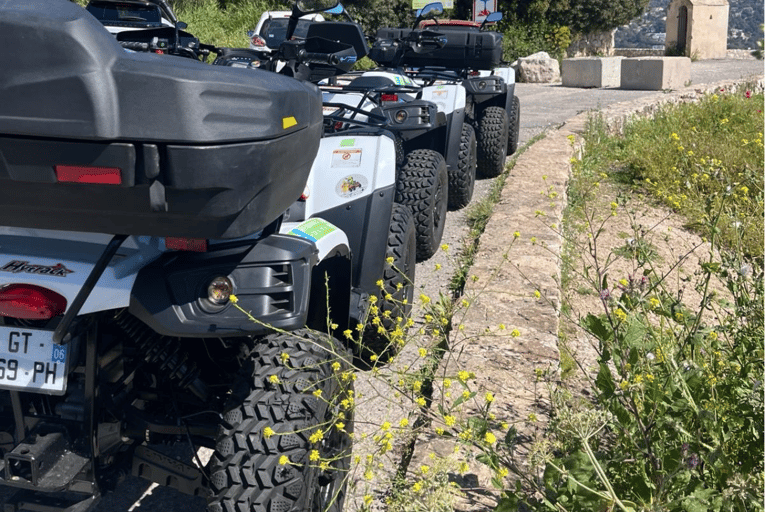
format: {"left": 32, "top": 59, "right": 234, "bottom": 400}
{"left": 175, "top": 0, "right": 280, "bottom": 49}
{"left": 585, "top": 85, "right": 764, "bottom": 260}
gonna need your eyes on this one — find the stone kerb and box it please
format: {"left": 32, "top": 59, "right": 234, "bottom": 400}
{"left": 562, "top": 57, "right": 623, "bottom": 88}
{"left": 620, "top": 56, "right": 692, "bottom": 90}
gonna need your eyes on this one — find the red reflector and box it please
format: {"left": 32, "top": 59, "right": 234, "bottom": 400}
{"left": 55, "top": 165, "right": 122, "bottom": 185}
{"left": 251, "top": 35, "right": 267, "bottom": 47}
{"left": 381, "top": 93, "right": 398, "bottom": 102}
{"left": 334, "top": 121, "right": 344, "bottom": 130}
{"left": 469, "top": 70, "right": 480, "bottom": 76}
{"left": 155, "top": 49, "right": 165, "bottom": 54}
{"left": 0, "top": 284, "right": 67, "bottom": 320}
{"left": 166, "top": 238, "right": 208, "bottom": 252}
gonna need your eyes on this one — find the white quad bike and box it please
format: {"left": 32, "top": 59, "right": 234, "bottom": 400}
{"left": 0, "top": 1, "right": 414, "bottom": 512}
{"left": 341, "top": 3, "right": 478, "bottom": 214}
{"left": 299, "top": 13, "right": 463, "bottom": 261}
{"left": 378, "top": 8, "right": 521, "bottom": 178}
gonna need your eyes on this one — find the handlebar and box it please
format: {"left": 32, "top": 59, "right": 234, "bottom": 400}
{"left": 120, "top": 40, "right": 150, "bottom": 52}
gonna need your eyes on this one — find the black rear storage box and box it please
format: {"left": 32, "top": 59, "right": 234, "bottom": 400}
{"left": 0, "top": 0, "right": 323, "bottom": 239}
{"left": 376, "top": 27, "right": 503, "bottom": 70}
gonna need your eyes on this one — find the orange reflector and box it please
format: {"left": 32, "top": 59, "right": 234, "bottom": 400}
{"left": 0, "top": 284, "right": 67, "bottom": 320}
{"left": 55, "top": 165, "right": 122, "bottom": 185}
{"left": 166, "top": 238, "right": 208, "bottom": 252}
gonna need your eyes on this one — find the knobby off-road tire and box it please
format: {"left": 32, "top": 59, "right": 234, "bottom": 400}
{"left": 395, "top": 149, "right": 448, "bottom": 261}
{"left": 359, "top": 203, "right": 416, "bottom": 364}
{"left": 207, "top": 330, "right": 353, "bottom": 512}
{"left": 448, "top": 122, "right": 477, "bottom": 210}
{"left": 476, "top": 105, "right": 509, "bottom": 178}
{"left": 506, "top": 95, "right": 521, "bottom": 156}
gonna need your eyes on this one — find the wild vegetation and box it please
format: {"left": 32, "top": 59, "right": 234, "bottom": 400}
{"left": 226, "top": 86, "right": 763, "bottom": 512}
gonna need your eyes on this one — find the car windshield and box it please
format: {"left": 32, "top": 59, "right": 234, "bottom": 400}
{"left": 259, "top": 18, "right": 317, "bottom": 49}
{"left": 87, "top": 2, "right": 162, "bottom": 24}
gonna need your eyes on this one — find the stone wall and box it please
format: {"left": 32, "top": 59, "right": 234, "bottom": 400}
{"left": 566, "top": 29, "right": 616, "bottom": 57}
{"left": 614, "top": 48, "right": 666, "bottom": 57}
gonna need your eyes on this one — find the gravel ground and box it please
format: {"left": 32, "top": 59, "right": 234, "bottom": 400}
{"left": 1, "top": 57, "right": 762, "bottom": 512}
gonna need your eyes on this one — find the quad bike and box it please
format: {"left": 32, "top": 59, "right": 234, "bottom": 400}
{"left": 377, "top": 6, "right": 521, "bottom": 178}
{"left": 295, "top": 17, "right": 451, "bottom": 260}
{"left": 349, "top": 3, "right": 479, "bottom": 212}
{"left": 0, "top": 1, "right": 414, "bottom": 511}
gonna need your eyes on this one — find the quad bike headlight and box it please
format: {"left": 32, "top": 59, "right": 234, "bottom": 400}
{"left": 207, "top": 276, "right": 234, "bottom": 305}
{"left": 394, "top": 110, "right": 408, "bottom": 123}
{"left": 478, "top": 80, "right": 487, "bottom": 90}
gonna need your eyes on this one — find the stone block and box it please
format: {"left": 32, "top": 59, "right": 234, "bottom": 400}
{"left": 620, "top": 57, "right": 691, "bottom": 90}
{"left": 515, "top": 51, "right": 561, "bottom": 83}
{"left": 562, "top": 57, "right": 623, "bottom": 88}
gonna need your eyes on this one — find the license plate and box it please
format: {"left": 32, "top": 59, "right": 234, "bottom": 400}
{"left": 0, "top": 326, "right": 68, "bottom": 395}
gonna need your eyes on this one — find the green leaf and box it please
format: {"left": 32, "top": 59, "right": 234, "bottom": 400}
{"left": 453, "top": 391, "right": 477, "bottom": 408}
{"left": 623, "top": 316, "right": 647, "bottom": 348}
{"left": 493, "top": 494, "right": 519, "bottom": 512}
{"left": 596, "top": 363, "right": 614, "bottom": 397}
{"left": 583, "top": 313, "right": 611, "bottom": 342}
{"left": 504, "top": 425, "right": 518, "bottom": 449}
{"left": 628, "top": 347, "right": 639, "bottom": 365}
{"left": 682, "top": 488, "right": 720, "bottom": 512}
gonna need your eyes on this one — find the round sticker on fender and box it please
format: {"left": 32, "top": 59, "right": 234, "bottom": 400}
{"left": 336, "top": 174, "right": 368, "bottom": 198}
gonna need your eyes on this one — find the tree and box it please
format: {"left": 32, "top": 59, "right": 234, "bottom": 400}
{"left": 552, "top": 0, "right": 650, "bottom": 33}
{"left": 495, "top": 0, "right": 649, "bottom": 34}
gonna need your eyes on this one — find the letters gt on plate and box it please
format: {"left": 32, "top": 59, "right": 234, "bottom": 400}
{"left": 0, "top": 326, "right": 68, "bottom": 395}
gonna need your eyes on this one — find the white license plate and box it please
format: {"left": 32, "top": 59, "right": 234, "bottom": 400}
{"left": 0, "top": 326, "right": 68, "bottom": 395}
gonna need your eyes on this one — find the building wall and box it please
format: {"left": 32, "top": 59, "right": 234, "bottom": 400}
{"left": 666, "top": 0, "right": 729, "bottom": 59}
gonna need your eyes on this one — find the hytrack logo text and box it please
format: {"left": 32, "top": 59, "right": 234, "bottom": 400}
{"left": 1, "top": 261, "right": 74, "bottom": 277}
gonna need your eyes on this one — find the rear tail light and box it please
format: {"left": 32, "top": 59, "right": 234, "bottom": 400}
{"left": 0, "top": 284, "right": 67, "bottom": 320}
{"left": 55, "top": 165, "right": 122, "bottom": 185}
{"left": 251, "top": 35, "right": 267, "bottom": 47}
{"left": 381, "top": 93, "right": 398, "bottom": 102}
{"left": 165, "top": 238, "right": 208, "bottom": 252}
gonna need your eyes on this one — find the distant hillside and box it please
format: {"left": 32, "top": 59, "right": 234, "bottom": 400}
{"left": 615, "top": 0, "right": 763, "bottom": 49}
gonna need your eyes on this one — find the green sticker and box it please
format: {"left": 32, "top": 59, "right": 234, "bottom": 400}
{"left": 291, "top": 218, "right": 337, "bottom": 242}
{"left": 340, "top": 139, "right": 356, "bottom": 147}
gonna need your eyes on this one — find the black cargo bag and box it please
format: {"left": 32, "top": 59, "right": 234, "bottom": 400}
{"left": 0, "top": 0, "right": 323, "bottom": 239}
{"left": 376, "top": 27, "right": 503, "bottom": 70}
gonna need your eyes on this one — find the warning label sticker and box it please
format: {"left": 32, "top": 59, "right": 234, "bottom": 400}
{"left": 331, "top": 149, "right": 362, "bottom": 168}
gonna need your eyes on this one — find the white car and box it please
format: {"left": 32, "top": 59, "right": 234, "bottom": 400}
{"left": 85, "top": 0, "right": 175, "bottom": 35}
{"left": 248, "top": 11, "right": 324, "bottom": 53}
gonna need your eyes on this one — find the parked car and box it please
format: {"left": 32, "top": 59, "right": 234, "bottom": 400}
{"left": 85, "top": 0, "right": 175, "bottom": 34}
{"left": 248, "top": 10, "right": 325, "bottom": 52}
